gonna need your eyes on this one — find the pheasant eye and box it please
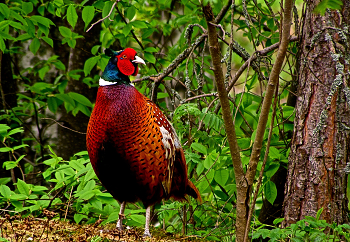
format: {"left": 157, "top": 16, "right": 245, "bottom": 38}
{"left": 122, "top": 55, "right": 127, "bottom": 59}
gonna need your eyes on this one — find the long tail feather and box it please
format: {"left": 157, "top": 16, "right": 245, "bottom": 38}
{"left": 186, "top": 180, "right": 202, "bottom": 203}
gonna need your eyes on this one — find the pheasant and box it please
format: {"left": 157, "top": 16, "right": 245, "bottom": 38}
{"left": 86, "top": 48, "right": 201, "bottom": 237}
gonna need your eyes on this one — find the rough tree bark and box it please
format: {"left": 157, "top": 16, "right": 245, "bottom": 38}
{"left": 283, "top": 0, "right": 350, "bottom": 225}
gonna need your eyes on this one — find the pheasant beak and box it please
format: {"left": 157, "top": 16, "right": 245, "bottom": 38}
{"left": 132, "top": 55, "right": 146, "bottom": 65}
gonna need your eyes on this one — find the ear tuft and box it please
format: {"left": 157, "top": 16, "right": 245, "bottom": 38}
{"left": 105, "top": 48, "right": 115, "bottom": 57}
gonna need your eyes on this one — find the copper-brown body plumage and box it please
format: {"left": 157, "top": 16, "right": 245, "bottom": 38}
{"left": 87, "top": 84, "right": 200, "bottom": 206}
{"left": 86, "top": 48, "right": 200, "bottom": 237}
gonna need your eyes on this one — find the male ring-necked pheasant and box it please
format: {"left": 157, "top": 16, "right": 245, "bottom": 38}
{"left": 86, "top": 48, "right": 201, "bottom": 237}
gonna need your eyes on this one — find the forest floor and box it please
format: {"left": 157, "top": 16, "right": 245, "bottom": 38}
{"left": 0, "top": 214, "right": 207, "bottom": 242}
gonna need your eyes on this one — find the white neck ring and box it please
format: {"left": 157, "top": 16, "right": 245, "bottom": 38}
{"left": 99, "top": 77, "right": 117, "bottom": 86}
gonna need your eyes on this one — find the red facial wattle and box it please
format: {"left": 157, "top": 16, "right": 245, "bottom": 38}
{"left": 116, "top": 48, "right": 139, "bottom": 76}
{"left": 117, "top": 58, "right": 135, "bottom": 76}
{"left": 133, "top": 66, "right": 139, "bottom": 76}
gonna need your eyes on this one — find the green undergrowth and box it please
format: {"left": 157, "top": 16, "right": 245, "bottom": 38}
{"left": 252, "top": 209, "right": 350, "bottom": 242}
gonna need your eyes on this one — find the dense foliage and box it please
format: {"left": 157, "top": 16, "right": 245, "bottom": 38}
{"left": 0, "top": 0, "right": 347, "bottom": 241}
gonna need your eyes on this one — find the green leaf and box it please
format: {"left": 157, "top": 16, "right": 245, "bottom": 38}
{"left": 13, "top": 145, "right": 28, "bottom": 151}
{"left": 214, "top": 169, "right": 229, "bottom": 186}
{"left": 29, "top": 204, "right": 40, "bottom": 212}
{"left": 3, "top": 161, "right": 16, "bottom": 170}
{"left": 316, "top": 207, "right": 323, "bottom": 220}
{"left": 48, "top": 97, "right": 58, "bottom": 113}
{"left": 144, "top": 53, "right": 155, "bottom": 64}
{"left": 144, "top": 47, "right": 157, "bottom": 53}
{"left": 96, "top": 193, "right": 114, "bottom": 203}
{"left": 22, "top": 2, "right": 33, "bottom": 15}
{"left": 8, "top": 21, "right": 24, "bottom": 30}
{"left": 55, "top": 93, "right": 75, "bottom": 107}
{"left": 74, "top": 151, "right": 88, "bottom": 156}
{"left": 38, "top": 66, "right": 50, "bottom": 80}
{"left": 0, "top": 177, "right": 11, "bottom": 185}
{"left": 130, "top": 214, "right": 146, "bottom": 224}
{"left": 126, "top": 6, "right": 136, "bottom": 20}
{"left": 76, "top": 103, "right": 91, "bottom": 116}
{"left": 66, "top": 38, "right": 77, "bottom": 48}
{"left": 68, "top": 92, "right": 93, "bottom": 107}
{"left": 191, "top": 142, "right": 207, "bottom": 155}
{"left": 10, "top": 11, "right": 26, "bottom": 26}
{"left": 84, "top": 167, "right": 96, "bottom": 181}
{"left": 268, "top": 147, "right": 280, "bottom": 160}
{"left": 25, "top": 18, "right": 35, "bottom": 37}
{"left": 74, "top": 213, "right": 87, "bottom": 224}
{"left": 59, "top": 26, "right": 72, "bottom": 38}
{"left": 52, "top": 60, "right": 66, "bottom": 70}
{"left": 0, "top": 124, "right": 10, "bottom": 133}
{"left": 273, "top": 218, "right": 285, "bottom": 225}
{"left": 53, "top": 0, "right": 64, "bottom": 7}
{"left": 82, "top": 6, "right": 95, "bottom": 28}
{"left": 122, "top": 23, "right": 132, "bottom": 37}
{"left": 0, "top": 3, "right": 10, "bottom": 19}
{"left": 67, "top": 5, "right": 78, "bottom": 29}
{"left": 0, "top": 147, "right": 12, "bottom": 152}
{"left": 16, "top": 33, "right": 31, "bottom": 41}
{"left": 106, "top": 211, "right": 119, "bottom": 222}
{"left": 38, "top": 23, "right": 49, "bottom": 36}
{"left": 0, "top": 37, "right": 5, "bottom": 52}
{"left": 29, "top": 38, "right": 40, "bottom": 55}
{"left": 265, "top": 181, "right": 277, "bottom": 205}
{"left": 84, "top": 180, "right": 96, "bottom": 191}
{"left": 17, "top": 179, "right": 30, "bottom": 196}
{"left": 10, "top": 193, "right": 27, "bottom": 201}
{"left": 157, "top": 92, "right": 169, "bottom": 99}
{"left": 8, "top": 127, "right": 24, "bottom": 136}
{"left": 62, "top": 167, "right": 75, "bottom": 176}
{"left": 69, "top": 160, "right": 85, "bottom": 171}
{"left": 90, "top": 199, "right": 102, "bottom": 211}
{"left": 0, "top": 185, "right": 11, "bottom": 199}
{"left": 31, "top": 185, "right": 48, "bottom": 192}
{"left": 91, "top": 45, "right": 100, "bottom": 55}
{"left": 43, "top": 158, "right": 58, "bottom": 168}
{"left": 203, "top": 155, "right": 214, "bottom": 169}
{"left": 64, "top": 101, "right": 75, "bottom": 113}
{"left": 79, "top": 190, "right": 95, "bottom": 200}
{"left": 30, "top": 15, "right": 54, "bottom": 27}
{"left": 84, "top": 56, "right": 100, "bottom": 76}
{"left": 131, "top": 20, "right": 148, "bottom": 28}
{"left": 314, "top": 0, "right": 343, "bottom": 15}
{"left": 42, "top": 37, "right": 53, "bottom": 47}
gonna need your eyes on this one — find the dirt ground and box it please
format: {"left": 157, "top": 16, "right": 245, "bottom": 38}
{"left": 0, "top": 213, "right": 207, "bottom": 242}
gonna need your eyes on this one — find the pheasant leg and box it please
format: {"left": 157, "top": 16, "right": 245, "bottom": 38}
{"left": 143, "top": 206, "right": 152, "bottom": 237}
{"left": 116, "top": 201, "right": 126, "bottom": 231}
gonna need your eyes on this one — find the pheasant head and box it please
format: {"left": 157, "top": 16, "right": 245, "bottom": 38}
{"left": 101, "top": 48, "right": 145, "bottom": 84}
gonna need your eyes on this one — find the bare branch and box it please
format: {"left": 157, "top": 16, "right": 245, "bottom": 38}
{"left": 244, "top": 79, "right": 279, "bottom": 242}
{"left": 246, "top": 0, "right": 294, "bottom": 185}
{"left": 182, "top": 93, "right": 218, "bottom": 103}
{"left": 41, "top": 118, "right": 86, "bottom": 135}
{"left": 86, "top": 1, "right": 120, "bottom": 32}
{"left": 226, "top": 36, "right": 298, "bottom": 93}
{"left": 203, "top": 4, "right": 247, "bottom": 241}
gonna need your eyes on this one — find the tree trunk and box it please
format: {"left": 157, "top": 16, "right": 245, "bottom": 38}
{"left": 56, "top": 1, "right": 101, "bottom": 160}
{"left": 283, "top": 0, "right": 350, "bottom": 226}
{"left": 0, "top": 43, "right": 21, "bottom": 184}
